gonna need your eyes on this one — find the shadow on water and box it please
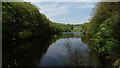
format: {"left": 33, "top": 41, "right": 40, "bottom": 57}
{"left": 2, "top": 36, "right": 60, "bottom": 67}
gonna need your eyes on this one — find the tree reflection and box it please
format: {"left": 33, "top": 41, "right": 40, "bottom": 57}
{"left": 59, "top": 38, "right": 90, "bottom": 66}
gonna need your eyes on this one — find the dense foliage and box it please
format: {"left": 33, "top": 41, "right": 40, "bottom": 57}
{"left": 2, "top": 2, "right": 73, "bottom": 41}
{"left": 81, "top": 22, "right": 91, "bottom": 34}
{"left": 81, "top": 2, "right": 120, "bottom": 67}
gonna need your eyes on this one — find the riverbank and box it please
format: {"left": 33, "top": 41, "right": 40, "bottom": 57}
{"left": 80, "top": 2, "right": 120, "bottom": 68}
{"left": 82, "top": 33, "right": 120, "bottom": 68}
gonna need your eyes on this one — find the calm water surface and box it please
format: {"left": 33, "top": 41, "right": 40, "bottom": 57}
{"left": 40, "top": 38, "right": 89, "bottom": 66}
{"left": 3, "top": 32, "right": 100, "bottom": 67}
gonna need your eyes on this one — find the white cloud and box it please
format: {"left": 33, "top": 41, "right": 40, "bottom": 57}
{"left": 24, "top": 0, "right": 99, "bottom": 2}
{"left": 76, "top": 2, "right": 95, "bottom": 9}
{"left": 50, "top": 16, "right": 91, "bottom": 24}
{"left": 33, "top": 3, "right": 70, "bottom": 17}
{"left": 68, "top": 16, "right": 91, "bottom": 24}
{"left": 75, "top": 0, "right": 99, "bottom": 2}
{"left": 31, "top": 2, "right": 95, "bottom": 24}
{"left": 33, "top": 2, "right": 95, "bottom": 18}
{"left": 7, "top": 0, "right": 119, "bottom": 2}
{"left": 44, "top": 6, "right": 69, "bottom": 17}
{"left": 81, "top": 16, "right": 91, "bottom": 20}
{"left": 77, "top": 4, "right": 95, "bottom": 9}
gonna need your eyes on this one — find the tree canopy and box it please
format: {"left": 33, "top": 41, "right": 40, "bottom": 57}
{"left": 2, "top": 2, "right": 73, "bottom": 41}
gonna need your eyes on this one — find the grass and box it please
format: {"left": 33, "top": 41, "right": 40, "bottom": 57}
{"left": 71, "top": 29, "right": 80, "bottom": 32}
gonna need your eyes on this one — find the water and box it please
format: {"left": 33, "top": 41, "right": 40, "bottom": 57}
{"left": 40, "top": 38, "right": 90, "bottom": 66}
{"left": 2, "top": 32, "right": 100, "bottom": 67}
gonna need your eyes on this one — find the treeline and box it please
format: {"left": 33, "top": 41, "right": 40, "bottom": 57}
{"left": 2, "top": 2, "right": 73, "bottom": 41}
{"left": 81, "top": 2, "right": 120, "bottom": 67}
{"left": 81, "top": 22, "right": 90, "bottom": 34}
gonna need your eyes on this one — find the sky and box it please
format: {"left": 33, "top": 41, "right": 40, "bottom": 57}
{"left": 24, "top": 0, "right": 99, "bottom": 2}
{"left": 24, "top": 1, "right": 98, "bottom": 24}
{"left": 32, "top": 2, "right": 97, "bottom": 24}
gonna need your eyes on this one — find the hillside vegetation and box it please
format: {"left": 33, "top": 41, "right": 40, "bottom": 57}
{"left": 2, "top": 2, "right": 73, "bottom": 41}
{"left": 81, "top": 2, "right": 120, "bottom": 67}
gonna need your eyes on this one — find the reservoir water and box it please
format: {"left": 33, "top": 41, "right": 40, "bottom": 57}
{"left": 3, "top": 32, "right": 100, "bottom": 67}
